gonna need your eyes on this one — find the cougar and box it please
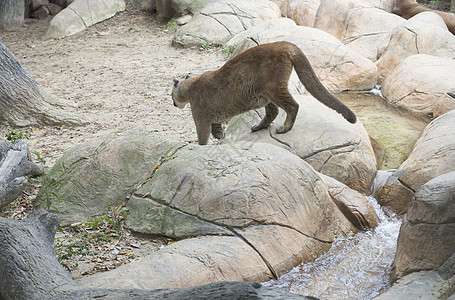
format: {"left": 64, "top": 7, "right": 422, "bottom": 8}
{"left": 172, "top": 41, "right": 357, "bottom": 145}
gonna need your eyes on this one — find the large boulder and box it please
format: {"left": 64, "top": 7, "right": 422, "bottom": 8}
{"left": 222, "top": 95, "right": 377, "bottom": 194}
{"left": 34, "top": 131, "right": 185, "bottom": 225}
{"left": 172, "top": 0, "right": 280, "bottom": 48}
{"left": 43, "top": 0, "right": 126, "bottom": 39}
{"left": 314, "top": 0, "right": 404, "bottom": 61}
{"left": 280, "top": 0, "right": 322, "bottom": 27}
{"left": 226, "top": 18, "right": 378, "bottom": 92}
{"left": 392, "top": 171, "right": 455, "bottom": 279}
{"left": 375, "top": 12, "right": 455, "bottom": 83}
{"left": 37, "top": 131, "right": 378, "bottom": 289}
{"left": 381, "top": 54, "right": 455, "bottom": 118}
{"left": 377, "top": 109, "right": 455, "bottom": 214}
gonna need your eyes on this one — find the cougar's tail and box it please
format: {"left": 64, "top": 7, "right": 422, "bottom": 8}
{"left": 290, "top": 45, "right": 357, "bottom": 124}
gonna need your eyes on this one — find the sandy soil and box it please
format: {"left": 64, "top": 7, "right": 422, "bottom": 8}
{"left": 0, "top": 7, "right": 227, "bottom": 279}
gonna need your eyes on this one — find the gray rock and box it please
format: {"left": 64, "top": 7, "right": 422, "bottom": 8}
{"left": 172, "top": 0, "right": 280, "bottom": 48}
{"left": 43, "top": 0, "right": 126, "bottom": 39}
{"left": 130, "top": 0, "right": 156, "bottom": 10}
{"left": 0, "top": 140, "right": 43, "bottom": 208}
{"left": 392, "top": 171, "right": 455, "bottom": 279}
{"left": 374, "top": 270, "right": 455, "bottom": 300}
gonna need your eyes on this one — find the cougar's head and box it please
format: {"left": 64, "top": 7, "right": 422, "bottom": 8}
{"left": 171, "top": 77, "right": 189, "bottom": 109}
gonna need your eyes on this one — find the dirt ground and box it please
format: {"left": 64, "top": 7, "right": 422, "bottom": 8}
{"left": 0, "top": 7, "right": 227, "bottom": 279}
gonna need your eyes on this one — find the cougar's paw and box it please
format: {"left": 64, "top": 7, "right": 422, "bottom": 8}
{"left": 212, "top": 129, "right": 225, "bottom": 140}
{"left": 275, "top": 126, "right": 290, "bottom": 134}
{"left": 251, "top": 124, "right": 265, "bottom": 132}
{"left": 211, "top": 123, "right": 225, "bottom": 139}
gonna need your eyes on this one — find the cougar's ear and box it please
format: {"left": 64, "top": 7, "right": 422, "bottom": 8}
{"left": 173, "top": 78, "right": 179, "bottom": 88}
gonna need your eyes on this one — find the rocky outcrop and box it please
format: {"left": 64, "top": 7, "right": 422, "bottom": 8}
{"left": 35, "top": 130, "right": 378, "bottom": 289}
{"left": 314, "top": 0, "right": 404, "bottom": 61}
{"left": 381, "top": 54, "right": 455, "bottom": 118}
{"left": 226, "top": 18, "right": 378, "bottom": 92}
{"left": 172, "top": 0, "right": 280, "bottom": 48}
{"left": 280, "top": 0, "right": 322, "bottom": 27}
{"left": 223, "top": 95, "right": 377, "bottom": 194}
{"left": 375, "top": 12, "right": 455, "bottom": 82}
{"left": 392, "top": 171, "right": 455, "bottom": 279}
{"left": 35, "top": 131, "right": 185, "bottom": 225}
{"left": 377, "top": 109, "right": 455, "bottom": 214}
{"left": 44, "top": 0, "right": 126, "bottom": 39}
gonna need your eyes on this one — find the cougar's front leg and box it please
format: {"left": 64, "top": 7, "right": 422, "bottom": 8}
{"left": 251, "top": 103, "right": 279, "bottom": 132}
{"left": 194, "top": 119, "right": 212, "bottom": 145}
{"left": 211, "top": 123, "right": 225, "bottom": 139}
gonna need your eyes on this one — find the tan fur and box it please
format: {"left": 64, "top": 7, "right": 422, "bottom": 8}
{"left": 172, "top": 41, "right": 357, "bottom": 145}
{"left": 393, "top": 0, "right": 455, "bottom": 35}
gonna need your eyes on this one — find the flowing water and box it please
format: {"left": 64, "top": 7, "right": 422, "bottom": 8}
{"left": 264, "top": 171, "right": 401, "bottom": 299}
{"left": 262, "top": 89, "right": 429, "bottom": 299}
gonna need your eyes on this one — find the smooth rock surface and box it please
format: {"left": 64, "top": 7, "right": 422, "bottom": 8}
{"left": 377, "top": 109, "right": 455, "bottom": 214}
{"left": 44, "top": 0, "right": 126, "bottom": 39}
{"left": 375, "top": 12, "right": 455, "bottom": 83}
{"left": 172, "top": 0, "right": 280, "bottom": 48}
{"left": 381, "top": 54, "right": 455, "bottom": 118}
{"left": 222, "top": 95, "right": 377, "bottom": 194}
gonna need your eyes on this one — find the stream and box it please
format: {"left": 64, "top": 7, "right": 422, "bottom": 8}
{"left": 263, "top": 91, "right": 430, "bottom": 299}
{"left": 264, "top": 171, "right": 401, "bottom": 299}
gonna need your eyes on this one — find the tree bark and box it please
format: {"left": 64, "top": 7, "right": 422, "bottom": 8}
{"left": 0, "top": 37, "right": 89, "bottom": 127}
{"left": 0, "top": 211, "right": 310, "bottom": 300}
{"left": 451, "top": 0, "right": 455, "bottom": 13}
{"left": 0, "top": 140, "right": 43, "bottom": 208}
{"left": 0, "top": 0, "right": 24, "bottom": 29}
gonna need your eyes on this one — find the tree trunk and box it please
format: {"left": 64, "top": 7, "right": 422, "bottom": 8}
{"left": 0, "top": 140, "right": 43, "bottom": 208}
{"left": 0, "top": 0, "right": 24, "bottom": 29}
{"left": 0, "top": 211, "right": 309, "bottom": 300}
{"left": 0, "top": 37, "right": 89, "bottom": 127}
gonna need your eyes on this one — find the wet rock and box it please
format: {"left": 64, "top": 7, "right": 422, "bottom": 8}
{"left": 172, "top": 0, "right": 280, "bottom": 48}
{"left": 377, "top": 110, "right": 455, "bottom": 214}
{"left": 381, "top": 54, "right": 455, "bottom": 118}
{"left": 375, "top": 12, "right": 455, "bottom": 83}
{"left": 226, "top": 18, "right": 378, "bottom": 92}
{"left": 314, "top": 0, "right": 404, "bottom": 61}
{"left": 280, "top": 0, "right": 322, "bottom": 27}
{"left": 43, "top": 0, "right": 126, "bottom": 39}
{"left": 223, "top": 95, "right": 377, "bottom": 194}
{"left": 392, "top": 171, "right": 455, "bottom": 279}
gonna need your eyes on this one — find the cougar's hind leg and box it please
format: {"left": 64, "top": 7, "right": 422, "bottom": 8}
{"left": 251, "top": 103, "right": 279, "bottom": 132}
{"left": 211, "top": 123, "right": 225, "bottom": 139}
{"left": 195, "top": 119, "right": 212, "bottom": 145}
{"left": 273, "top": 90, "right": 299, "bottom": 134}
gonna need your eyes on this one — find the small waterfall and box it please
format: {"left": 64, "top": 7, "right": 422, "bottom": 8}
{"left": 263, "top": 171, "right": 402, "bottom": 299}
